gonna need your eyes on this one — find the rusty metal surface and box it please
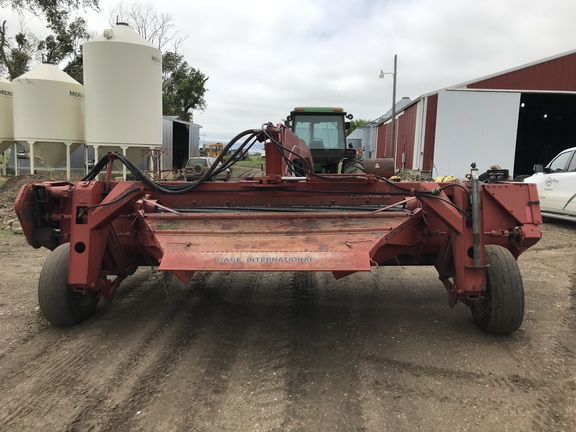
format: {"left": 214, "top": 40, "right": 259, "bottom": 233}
{"left": 10, "top": 130, "right": 547, "bottom": 330}
{"left": 13, "top": 161, "right": 543, "bottom": 307}
{"left": 146, "top": 211, "right": 413, "bottom": 272}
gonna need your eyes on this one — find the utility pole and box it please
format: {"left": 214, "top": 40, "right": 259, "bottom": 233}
{"left": 391, "top": 54, "right": 397, "bottom": 164}
{"left": 379, "top": 54, "right": 398, "bottom": 161}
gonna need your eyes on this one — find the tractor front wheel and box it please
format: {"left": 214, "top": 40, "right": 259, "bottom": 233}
{"left": 38, "top": 243, "right": 99, "bottom": 326}
{"left": 471, "top": 245, "right": 524, "bottom": 335}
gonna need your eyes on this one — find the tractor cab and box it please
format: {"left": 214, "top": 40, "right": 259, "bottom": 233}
{"left": 287, "top": 107, "right": 359, "bottom": 174}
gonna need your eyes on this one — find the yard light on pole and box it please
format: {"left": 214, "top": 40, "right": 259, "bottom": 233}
{"left": 379, "top": 54, "right": 397, "bottom": 163}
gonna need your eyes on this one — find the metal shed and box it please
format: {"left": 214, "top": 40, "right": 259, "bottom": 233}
{"left": 161, "top": 116, "right": 201, "bottom": 171}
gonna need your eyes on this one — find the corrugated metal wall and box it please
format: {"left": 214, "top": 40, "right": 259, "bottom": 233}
{"left": 422, "top": 94, "right": 438, "bottom": 175}
{"left": 189, "top": 123, "right": 200, "bottom": 157}
{"left": 362, "top": 126, "right": 377, "bottom": 158}
{"left": 411, "top": 99, "right": 426, "bottom": 173}
{"left": 162, "top": 118, "right": 174, "bottom": 170}
{"left": 433, "top": 90, "right": 521, "bottom": 178}
{"left": 396, "top": 105, "right": 417, "bottom": 169}
{"left": 161, "top": 118, "right": 201, "bottom": 170}
{"left": 376, "top": 122, "right": 389, "bottom": 158}
{"left": 467, "top": 53, "right": 576, "bottom": 92}
{"left": 374, "top": 102, "right": 420, "bottom": 170}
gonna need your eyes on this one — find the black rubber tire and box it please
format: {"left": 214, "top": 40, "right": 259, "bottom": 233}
{"left": 38, "top": 243, "right": 99, "bottom": 326}
{"left": 225, "top": 171, "right": 231, "bottom": 182}
{"left": 342, "top": 158, "right": 365, "bottom": 174}
{"left": 291, "top": 160, "right": 307, "bottom": 177}
{"left": 471, "top": 245, "right": 524, "bottom": 335}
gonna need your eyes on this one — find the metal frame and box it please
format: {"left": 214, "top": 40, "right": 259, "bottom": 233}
{"left": 15, "top": 124, "right": 542, "bottom": 310}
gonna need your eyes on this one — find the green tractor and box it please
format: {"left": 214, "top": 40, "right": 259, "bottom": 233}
{"left": 286, "top": 107, "right": 364, "bottom": 174}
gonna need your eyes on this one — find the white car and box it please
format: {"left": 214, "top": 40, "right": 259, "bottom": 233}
{"left": 523, "top": 147, "right": 576, "bottom": 222}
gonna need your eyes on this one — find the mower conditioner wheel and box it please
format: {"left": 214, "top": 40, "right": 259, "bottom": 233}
{"left": 38, "top": 243, "right": 99, "bottom": 326}
{"left": 471, "top": 245, "right": 524, "bottom": 335}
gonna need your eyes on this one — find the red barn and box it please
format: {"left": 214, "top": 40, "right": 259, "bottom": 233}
{"left": 372, "top": 49, "right": 576, "bottom": 179}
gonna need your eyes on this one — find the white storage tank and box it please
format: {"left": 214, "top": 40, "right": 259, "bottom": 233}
{"left": 13, "top": 63, "right": 84, "bottom": 168}
{"left": 83, "top": 23, "right": 162, "bottom": 162}
{"left": 0, "top": 76, "right": 14, "bottom": 154}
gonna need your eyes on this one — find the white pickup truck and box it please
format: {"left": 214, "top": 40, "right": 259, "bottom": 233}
{"left": 523, "top": 146, "right": 576, "bottom": 222}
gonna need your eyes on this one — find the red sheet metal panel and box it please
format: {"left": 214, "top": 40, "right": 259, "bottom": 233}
{"left": 146, "top": 212, "right": 414, "bottom": 272}
{"left": 376, "top": 123, "right": 390, "bottom": 158}
{"left": 159, "top": 250, "right": 371, "bottom": 272}
{"left": 467, "top": 53, "right": 576, "bottom": 91}
{"left": 422, "top": 94, "right": 438, "bottom": 175}
{"left": 396, "top": 104, "right": 417, "bottom": 169}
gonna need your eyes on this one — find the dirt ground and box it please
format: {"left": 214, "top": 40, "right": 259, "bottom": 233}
{"left": 0, "top": 178, "right": 575, "bottom": 431}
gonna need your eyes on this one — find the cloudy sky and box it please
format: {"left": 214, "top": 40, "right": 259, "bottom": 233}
{"left": 4, "top": 0, "right": 576, "bottom": 144}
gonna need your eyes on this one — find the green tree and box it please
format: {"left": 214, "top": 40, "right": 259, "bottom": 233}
{"left": 347, "top": 119, "right": 370, "bottom": 136}
{"left": 0, "top": 20, "right": 34, "bottom": 78}
{"left": 62, "top": 50, "right": 83, "bottom": 82}
{"left": 162, "top": 51, "right": 207, "bottom": 120}
{"left": 1, "top": 1, "right": 99, "bottom": 18}
{"left": 0, "top": 0, "right": 97, "bottom": 79}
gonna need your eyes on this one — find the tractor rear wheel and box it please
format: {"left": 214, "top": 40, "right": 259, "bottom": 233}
{"left": 342, "top": 158, "right": 364, "bottom": 174}
{"left": 471, "top": 245, "right": 524, "bottom": 335}
{"left": 38, "top": 243, "right": 99, "bottom": 326}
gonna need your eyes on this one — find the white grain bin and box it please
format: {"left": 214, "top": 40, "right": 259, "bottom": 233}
{"left": 13, "top": 63, "right": 84, "bottom": 168}
{"left": 83, "top": 23, "right": 162, "bottom": 170}
{"left": 0, "top": 76, "right": 14, "bottom": 154}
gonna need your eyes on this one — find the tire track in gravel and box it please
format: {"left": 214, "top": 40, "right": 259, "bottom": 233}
{"left": 0, "top": 267, "right": 156, "bottom": 362}
{"left": 0, "top": 272, "right": 156, "bottom": 406}
{"left": 514, "top": 232, "right": 576, "bottom": 431}
{"left": 356, "top": 267, "right": 546, "bottom": 431}
{"left": 531, "top": 272, "right": 576, "bottom": 432}
{"left": 281, "top": 271, "right": 365, "bottom": 431}
{"left": 96, "top": 270, "right": 251, "bottom": 432}
{"left": 169, "top": 271, "right": 262, "bottom": 432}
{"left": 315, "top": 272, "right": 365, "bottom": 430}
{"left": 282, "top": 271, "right": 322, "bottom": 430}
{"left": 0, "top": 313, "right": 50, "bottom": 363}
{"left": 194, "top": 272, "right": 293, "bottom": 432}
{"left": 0, "top": 221, "right": 573, "bottom": 431}
{"left": 0, "top": 268, "right": 165, "bottom": 395}
{"left": 65, "top": 271, "right": 212, "bottom": 432}
{"left": 0, "top": 270, "right": 198, "bottom": 430}
{"left": 362, "top": 352, "right": 540, "bottom": 390}
{"left": 118, "top": 270, "right": 254, "bottom": 431}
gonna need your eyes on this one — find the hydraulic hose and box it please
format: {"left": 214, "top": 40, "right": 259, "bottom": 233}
{"left": 81, "top": 128, "right": 262, "bottom": 195}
